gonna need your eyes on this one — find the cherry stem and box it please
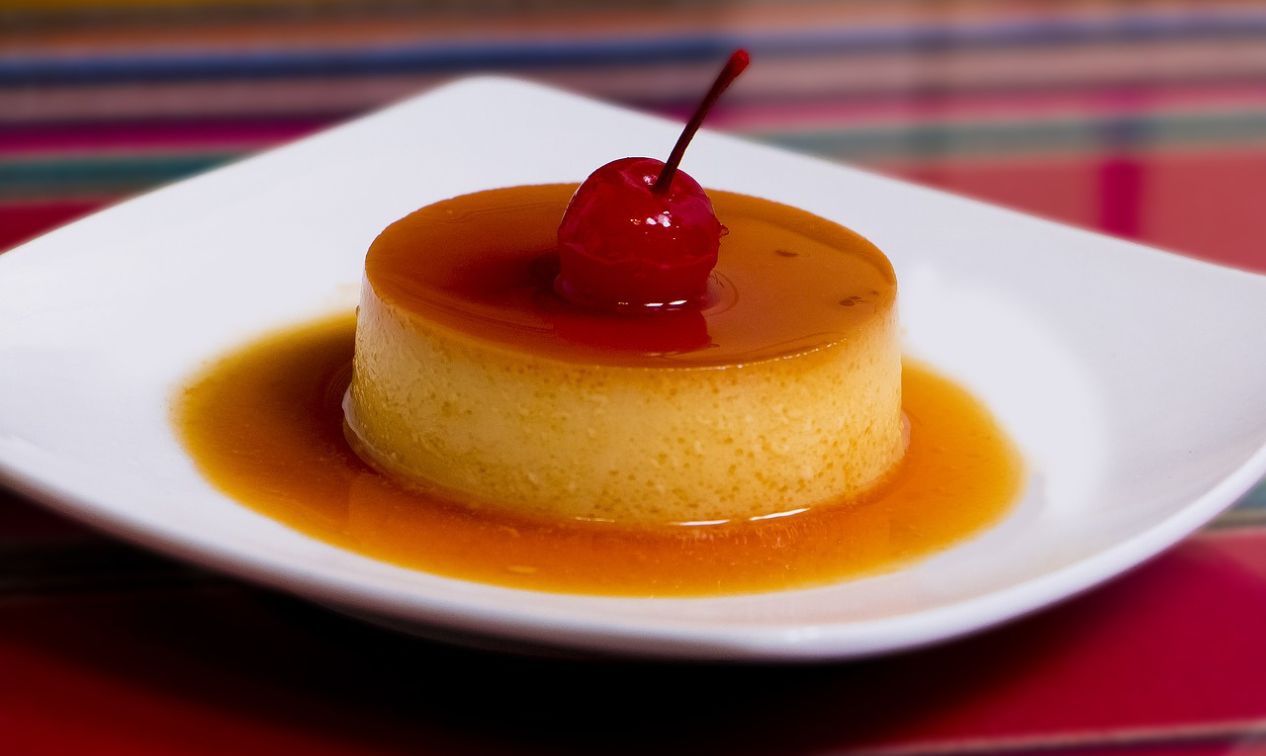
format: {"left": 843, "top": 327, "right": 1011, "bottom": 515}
{"left": 652, "top": 49, "right": 750, "bottom": 194}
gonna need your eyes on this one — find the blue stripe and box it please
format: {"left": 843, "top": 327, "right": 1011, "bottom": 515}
{"left": 5, "top": 12, "right": 1266, "bottom": 86}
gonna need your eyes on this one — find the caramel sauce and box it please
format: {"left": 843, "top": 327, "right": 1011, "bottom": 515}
{"left": 367, "top": 184, "right": 896, "bottom": 366}
{"left": 175, "top": 314, "right": 1022, "bottom": 596}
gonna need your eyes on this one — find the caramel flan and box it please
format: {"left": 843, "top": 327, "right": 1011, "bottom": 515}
{"left": 344, "top": 184, "right": 903, "bottom": 524}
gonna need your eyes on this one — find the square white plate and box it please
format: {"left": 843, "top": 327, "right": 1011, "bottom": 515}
{"left": 2, "top": 78, "right": 1265, "bottom": 661}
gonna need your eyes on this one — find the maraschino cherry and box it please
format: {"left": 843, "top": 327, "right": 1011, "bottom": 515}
{"left": 556, "top": 49, "right": 750, "bottom": 311}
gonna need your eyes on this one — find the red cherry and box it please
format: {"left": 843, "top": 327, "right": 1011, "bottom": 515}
{"left": 556, "top": 50, "right": 750, "bottom": 312}
{"left": 556, "top": 157, "right": 724, "bottom": 309}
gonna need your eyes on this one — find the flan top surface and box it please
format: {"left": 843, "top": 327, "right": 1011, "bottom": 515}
{"left": 364, "top": 184, "right": 896, "bottom": 368}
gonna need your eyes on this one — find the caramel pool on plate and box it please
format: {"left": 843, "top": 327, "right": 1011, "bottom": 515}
{"left": 176, "top": 314, "right": 1021, "bottom": 597}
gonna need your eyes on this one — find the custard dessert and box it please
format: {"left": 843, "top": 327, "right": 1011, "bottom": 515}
{"left": 176, "top": 50, "right": 1023, "bottom": 596}
{"left": 344, "top": 184, "right": 902, "bottom": 524}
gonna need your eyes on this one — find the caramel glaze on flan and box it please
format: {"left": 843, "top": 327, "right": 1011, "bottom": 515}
{"left": 344, "top": 184, "right": 902, "bottom": 524}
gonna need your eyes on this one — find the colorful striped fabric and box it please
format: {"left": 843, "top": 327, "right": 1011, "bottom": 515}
{"left": 3, "top": 2, "right": 1266, "bottom": 753}
{"left": 6, "top": 1, "right": 1266, "bottom": 264}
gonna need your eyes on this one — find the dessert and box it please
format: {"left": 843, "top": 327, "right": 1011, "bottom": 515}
{"left": 173, "top": 50, "right": 1024, "bottom": 596}
{"left": 344, "top": 186, "right": 902, "bottom": 523}
{"left": 344, "top": 52, "right": 904, "bottom": 523}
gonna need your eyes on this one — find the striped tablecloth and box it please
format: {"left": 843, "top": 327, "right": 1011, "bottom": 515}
{"left": 3, "top": 2, "right": 1266, "bottom": 753}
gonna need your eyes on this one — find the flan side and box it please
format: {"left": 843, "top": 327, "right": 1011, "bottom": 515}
{"left": 346, "top": 286, "right": 901, "bottom": 523}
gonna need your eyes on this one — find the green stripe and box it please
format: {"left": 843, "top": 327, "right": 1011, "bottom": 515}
{"left": 1195, "top": 470, "right": 1265, "bottom": 529}
{"left": 0, "top": 152, "right": 235, "bottom": 200}
{"left": 0, "top": 152, "right": 232, "bottom": 183}
{"left": 1240, "top": 481, "right": 1266, "bottom": 509}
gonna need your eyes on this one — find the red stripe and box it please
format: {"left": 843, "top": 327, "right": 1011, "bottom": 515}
{"left": 0, "top": 200, "right": 106, "bottom": 252}
{"left": 840, "top": 528, "right": 1266, "bottom": 752}
{"left": 1098, "top": 154, "right": 1145, "bottom": 238}
{"left": 0, "top": 118, "right": 330, "bottom": 157}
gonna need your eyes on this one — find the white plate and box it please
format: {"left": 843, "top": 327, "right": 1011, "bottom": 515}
{"left": 2, "top": 78, "right": 1265, "bottom": 661}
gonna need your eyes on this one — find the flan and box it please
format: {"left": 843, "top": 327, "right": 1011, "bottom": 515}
{"left": 344, "top": 184, "right": 902, "bottom": 524}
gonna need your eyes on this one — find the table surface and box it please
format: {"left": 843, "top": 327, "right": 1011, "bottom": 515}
{"left": 4, "top": 2, "right": 1266, "bottom": 753}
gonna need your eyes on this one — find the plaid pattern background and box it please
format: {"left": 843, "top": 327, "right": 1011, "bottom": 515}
{"left": 3, "top": 1, "right": 1266, "bottom": 753}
